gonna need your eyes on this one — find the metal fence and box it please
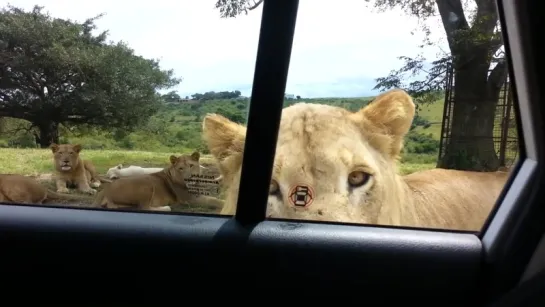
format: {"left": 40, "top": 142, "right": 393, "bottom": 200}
{"left": 438, "top": 64, "right": 519, "bottom": 168}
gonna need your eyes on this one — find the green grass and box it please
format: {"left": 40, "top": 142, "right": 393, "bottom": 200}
{"left": 399, "top": 153, "right": 437, "bottom": 175}
{"left": 0, "top": 148, "right": 435, "bottom": 176}
{"left": 413, "top": 99, "right": 444, "bottom": 140}
{"left": 0, "top": 148, "right": 217, "bottom": 176}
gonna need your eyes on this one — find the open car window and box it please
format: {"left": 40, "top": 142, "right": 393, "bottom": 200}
{"left": 1, "top": 0, "right": 544, "bottom": 304}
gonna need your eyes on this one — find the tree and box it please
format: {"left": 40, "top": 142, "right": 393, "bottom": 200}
{"left": 368, "top": 0, "right": 507, "bottom": 172}
{"left": 191, "top": 90, "right": 242, "bottom": 101}
{"left": 0, "top": 5, "right": 181, "bottom": 147}
{"left": 214, "top": 0, "right": 507, "bottom": 171}
{"left": 215, "top": 0, "right": 264, "bottom": 18}
{"left": 162, "top": 91, "right": 182, "bottom": 102}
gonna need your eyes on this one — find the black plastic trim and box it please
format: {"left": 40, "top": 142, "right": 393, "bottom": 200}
{"left": 0, "top": 204, "right": 482, "bottom": 301}
{"left": 481, "top": 0, "right": 545, "bottom": 300}
{"left": 235, "top": 0, "right": 299, "bottom": 225}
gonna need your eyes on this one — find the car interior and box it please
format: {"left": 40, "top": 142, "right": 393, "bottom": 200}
{"left": 1, "top": 0, "right": 544, "bottom": 305}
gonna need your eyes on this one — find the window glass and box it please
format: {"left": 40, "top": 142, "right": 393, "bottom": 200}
{"left": 1, "top": 0, "right": 520, "bottom": 233}
{"left": 0, "top": 0, "right": 255, "bottom": 214}
{"left": 207, "top": 0, "right": 520, "bottom": 231}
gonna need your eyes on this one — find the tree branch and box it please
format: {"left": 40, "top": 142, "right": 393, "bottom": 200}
{"left": 248, "top": 0, "right": 263, "bottom": 11}
{"left": 474, "top": 0, "right": 499, "bottom": 37}
{"left": 487, "top": 59, "right": 508, "bottom": 93}
{"left": 435, "top": 0, "right": 470, "bottom": 52}
{"left": 4, "top": 121, "right": 36, "bottom": 136}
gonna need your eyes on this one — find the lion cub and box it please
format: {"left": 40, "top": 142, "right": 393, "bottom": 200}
{"left": 93, "top": 152, "right": 202, "bottom": 212}
{"left": 51, "top": 143, "right": 102, "bottom": 195}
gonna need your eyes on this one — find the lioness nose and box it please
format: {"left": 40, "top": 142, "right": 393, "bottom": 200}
{"left": 63, "top": 159, "right": 69, "bottom": 163}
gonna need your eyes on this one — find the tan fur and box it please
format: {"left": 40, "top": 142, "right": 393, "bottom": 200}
{"left": 202, "top": 89, "right": 509, "bottom": 231}
{"left": 0, "top": 174, "right": 91, "bottom": 205}
{"left": 93, "top": 152, "right": 224, "bottom": 212}
{"left": 50, "top": 143, "right": 103, "bottom": 195}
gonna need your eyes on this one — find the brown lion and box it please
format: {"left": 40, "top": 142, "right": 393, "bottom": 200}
{"left": 93, "top": 152, "right": 224, "bottom": 212}
{"left": 202, "top": 89, "right": 509, "bottom": 231}
{"left": 50, "top": 143, "right": 105, "bottom": 195}
{"left": 0, "top": 174, "right": 91, "bottom": 205}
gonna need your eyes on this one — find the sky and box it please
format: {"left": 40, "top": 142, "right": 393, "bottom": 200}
{"left": 6, "top": 0, "right": 449, "bottom": 98}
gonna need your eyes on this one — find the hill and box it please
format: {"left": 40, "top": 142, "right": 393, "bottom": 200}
{"left": 0, "top": 96, "right": 443, "bottom": 167}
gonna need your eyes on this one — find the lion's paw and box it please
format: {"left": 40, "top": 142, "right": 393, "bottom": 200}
{"left": 91, "top": 181, "right": 101, "bottom": 188}
{"left": 57, "top": 188, "right": 70, "bottom": 194}
{"left": 84, "top": 188, "right": 97, "bottom": 195}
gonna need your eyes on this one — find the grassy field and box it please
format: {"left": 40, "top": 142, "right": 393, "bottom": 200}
{"left": 0, "top": 148, "right": 217, "bottom": 176}
{"left": 414, "top": 100, "right": 444, "bottom": 140}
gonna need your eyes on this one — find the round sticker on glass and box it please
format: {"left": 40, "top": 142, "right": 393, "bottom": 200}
{"left": 288, "top": 184, "right": 315, "bottom": 208}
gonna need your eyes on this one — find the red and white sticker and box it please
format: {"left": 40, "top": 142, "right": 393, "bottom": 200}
{"left": 288, "top": 184, "right": 315, "bottom": 208}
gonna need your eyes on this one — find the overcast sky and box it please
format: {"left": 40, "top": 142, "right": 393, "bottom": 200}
{"left": 7, "top": 0, "right": 448, "bottom": 98}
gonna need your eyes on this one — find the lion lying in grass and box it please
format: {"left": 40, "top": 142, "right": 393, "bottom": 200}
{"left": 0, "top": 174, "right": 91, "bottom": 205}
{"left": 51, "top": 143, "right": 109, "bottom": 195}
{"left": 93, "top": 152, "right": 224, "bottom": 212}
{"left": 106, "top": 163, "right": 209, "bottom": 179}
{"left": 202, "top": 89, "right": 509, "bottom": 231}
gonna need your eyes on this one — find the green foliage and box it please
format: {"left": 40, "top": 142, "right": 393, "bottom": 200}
{"left": 411, "top": 114, "right": 431, "bottom": 130}
{"left": 215, "top": 0, "right": 263, "bottom": 18}
{"left": 191, "top": 90, "right": 242, "bottom": 101}
{"left": 0, "top": 5, "right": 180, "bottom": 146}
{"left": 404, "top": 131, "right": 439, "bottom": 154}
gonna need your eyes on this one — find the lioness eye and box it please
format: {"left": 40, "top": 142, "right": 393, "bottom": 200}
{"left": 269, "top": 180, "right": 279, "bottom": 195}
{"left": 348, "top": 171, "right": 370, "bottom": 188}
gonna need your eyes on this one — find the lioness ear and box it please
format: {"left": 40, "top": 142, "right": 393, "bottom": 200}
{"left": 73, "top": 144, "right": 82, "bottom": 153}
{"left": 190, "top": 151, "right": 200, "bottom": 161}
{"left": 169, "top": 155, "right": 178, "bottom": 165}
{"left": 50, "top": 143, "right": 59, "bottom": 153}
{"left": 117, "top": 164, "right": 123, "bottom": 169}
{"left": 202, "top": 113, "right": 246, "bottom": 161}
{"left": 352, "top": 89, "right": 415, "bottom": 158}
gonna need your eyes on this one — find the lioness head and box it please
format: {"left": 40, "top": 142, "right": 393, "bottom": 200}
{"left": 106, "top": 164, "right": 124, "bottom": 179}
{"left": 50, "top": 143, "right": 83, "bottom": 172}
{"left": 202, "top": 89, "right": 415, "bottom": 224}
{"left": 167, "top": 152, "right": 201, "bottom": 184}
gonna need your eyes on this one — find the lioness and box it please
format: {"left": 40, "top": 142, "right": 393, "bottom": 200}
{"left": 202, "top": 89, "right": 509, "bottom": 231}
{"left": 0, "top": 174, "right": 91, "bottom": 205}
{"left": 93, "top": 152, "right": 224, "bottom": 212}
{"left": 51, "top": 143, "right": 104, "bottom": 195}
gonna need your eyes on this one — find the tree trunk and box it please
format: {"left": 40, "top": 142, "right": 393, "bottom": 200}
{"left": 437, "top": 68, "right": 501, "bottom": 171}
{"left": 35, "top": 121, "right": 60, "bottom": 148}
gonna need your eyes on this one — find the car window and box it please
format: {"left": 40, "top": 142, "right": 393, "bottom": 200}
{"left": 205, "top": 0, "right": 520, "bottom": 232}
{"left": 0, "top": 0, "right": 520, "bottom": 234}
{"left": 0, "top": 0, "right": 255, "bottom": 213}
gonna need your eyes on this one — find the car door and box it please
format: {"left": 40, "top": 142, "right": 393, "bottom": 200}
{"left": 0, "top": 0, "right": 543, "bottom": 305}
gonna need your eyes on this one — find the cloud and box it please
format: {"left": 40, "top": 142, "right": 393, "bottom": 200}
{"left": 5, "top": 0, "right": 449, "bottom": 98}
